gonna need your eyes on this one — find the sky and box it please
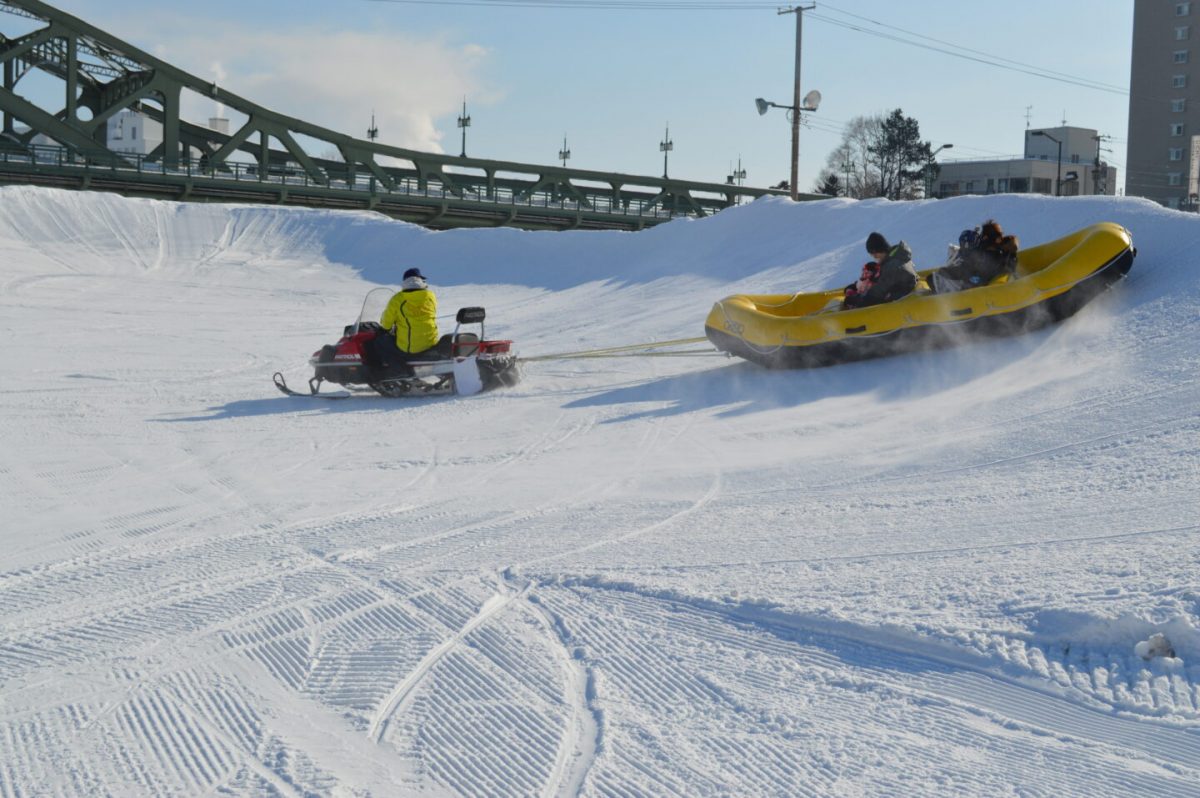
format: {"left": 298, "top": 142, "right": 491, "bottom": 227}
{"left": 19, "top": 0, "right": 1134, "bottom": 192}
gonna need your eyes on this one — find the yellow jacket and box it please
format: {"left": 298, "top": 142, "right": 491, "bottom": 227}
{"left": 381, "top": 287, "right": 439, "bottom": 353}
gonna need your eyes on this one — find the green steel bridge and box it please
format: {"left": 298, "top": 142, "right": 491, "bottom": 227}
{"left": 0, "top": 0, "right": 821, "bottom": 231}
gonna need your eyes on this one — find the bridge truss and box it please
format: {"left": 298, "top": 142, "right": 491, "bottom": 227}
{"left": 0, "top": 0, "right": 816, "bottom": 231}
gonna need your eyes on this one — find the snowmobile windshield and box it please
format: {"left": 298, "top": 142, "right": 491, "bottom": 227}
{"left": 355, "top": 287, "right": 398, "bottom": 333}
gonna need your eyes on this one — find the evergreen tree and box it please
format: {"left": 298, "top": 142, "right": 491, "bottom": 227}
{"left": 815, "top": 171, "right": 840, "bottom": 196}
{"left": 867, "top": 109, "right": 934, "bottom": 200}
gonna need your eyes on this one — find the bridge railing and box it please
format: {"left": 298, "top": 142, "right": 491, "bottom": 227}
{"left": 0, "top": 142, "right": 785, "bottom": 223}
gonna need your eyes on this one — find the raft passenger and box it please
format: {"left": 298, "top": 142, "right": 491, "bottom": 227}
{"left": 843, "top": 232, "right": 919, "bottom": 309}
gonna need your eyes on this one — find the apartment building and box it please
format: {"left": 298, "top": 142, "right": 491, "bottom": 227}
{"left": 1128, "top": 0, "right": 1199, "bottom": 207}
{"left": 935, "top": 126, "right": 1117, "bottom": 198}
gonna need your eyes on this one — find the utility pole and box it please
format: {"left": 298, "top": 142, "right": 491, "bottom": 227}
{"left": 1092, "top": 133, "right": 1111, "bottom": 195}
{"left": 841, "top": 159, "right": 853, "bottom": 198}
{"left": 779, "top": 4, "right": 816, "bottom": 202}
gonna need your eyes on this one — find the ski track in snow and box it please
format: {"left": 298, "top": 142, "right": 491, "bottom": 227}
{"left": 2, "top": 187, "right": 1199, "bottom": 796}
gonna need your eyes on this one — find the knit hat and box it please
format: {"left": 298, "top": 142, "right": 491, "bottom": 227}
{"left": 865, "top": 232, "right": 890, "bottom": 255}
{"left": 403, "top": 267, "right": 425, "bottom": 280}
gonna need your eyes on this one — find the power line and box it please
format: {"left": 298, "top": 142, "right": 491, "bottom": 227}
{"left": 808, "top": 9, "right": 1128, "bottom": 96}
{"left": 817, "top": 2, "right": 1129, "bottom": 95}
{"left": 358, "top": 0, "right": 782, "bottom": 8}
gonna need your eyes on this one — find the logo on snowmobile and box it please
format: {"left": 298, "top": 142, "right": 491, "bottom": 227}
{"left": 334, "top": 353, "right": 362, "bottom": 361}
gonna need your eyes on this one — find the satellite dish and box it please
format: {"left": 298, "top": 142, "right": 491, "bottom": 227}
{"left": 802, "top": 89, "right": 822, "bottom": 112}
{"left": 755, "top": 98, "right": 770, "bottom": 116}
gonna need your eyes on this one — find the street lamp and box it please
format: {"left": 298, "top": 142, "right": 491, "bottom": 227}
{"left": 457, "top": 98, "right": 471, "bottom": 158}
{"left": 756, "top": 3, "right": 817, "bottom": 202}
{"left": 727, "top": 156, "right": 746, "bottom": 187}
{"left": 755, "top": 89, "right": 820, "bottom": 198}
{"left": 1062, "top": 170, "right": 1079, "bottom": 197}
{"left": 924, "top": 143, "right": 952, "bottom": 198}
{"left": 1031, "top": 130, "right": 1062, "bottom": 196}
{"left": 660, "top": 125, "right": 673, "bottom": 179}
{"left": 726, "top": 156, "right": 747, "bottom": 203}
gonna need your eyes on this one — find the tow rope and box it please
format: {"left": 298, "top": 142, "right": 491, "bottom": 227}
{"left": 519, "top": 336, "right": 719, "bottom": 363}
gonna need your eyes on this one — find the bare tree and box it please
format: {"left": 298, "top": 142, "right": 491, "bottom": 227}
{"left": 819, "top": 110, "right": 931, "bottom": 199}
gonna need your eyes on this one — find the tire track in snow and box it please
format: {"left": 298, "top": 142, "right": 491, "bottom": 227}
{"left": 568, "top": 580, "right": 1200, "bottom": 783}
{"left": 366, "top": 580, "right": 528, "bottom": 744}
{"left": 520, "top": 583, "right": 600, "bottom": 798}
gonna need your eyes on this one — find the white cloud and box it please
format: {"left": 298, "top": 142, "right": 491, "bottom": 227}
{"left": 151, "top": 24, "right": 492, "bottom": 155}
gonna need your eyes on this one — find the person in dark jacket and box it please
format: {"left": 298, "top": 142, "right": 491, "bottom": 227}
{"left": 843, "top": 232, "right": 919, "bottom": 309}
{"left": 930, "top": 220, "right": 1019, "bottom": 293}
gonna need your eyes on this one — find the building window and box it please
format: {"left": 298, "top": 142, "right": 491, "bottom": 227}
{"left": 1032, "top": 177, "right": 1053, "bottom": 194}
{"left": 1173, "top": 98, "right": 1188, "bottom": 112}
{"left": 1169, "top": 172, "right": 1184, "bottom": 186}
{"left": 1172, "top": 122, "right": 1186, "bottom": 135}
{"left": 1180, "top": 2, "right": 1192, "bottom": 15}
{"left": 1174, "top": 74, "right": 1189, "bottom": 88}
{"left": 997, "top": 178, "right": 1009, "bottom": 192}
{"left": 1170, "top": 147, "right": 1184, "bottom": 160}
{"left": 986, "top": 178, "right": 995, "bottom": 193}
{"left": 1178, "top": 25, "right": 1191, "bottom": 40}
{"left": 965, "top": 180, "right": 976, "bottom": 192}
{"left": 1071, "top": 154, "right": 1080, "bottom": 163}
{"left": 1175, "top": 50, "right": 1190, "bottom": 63}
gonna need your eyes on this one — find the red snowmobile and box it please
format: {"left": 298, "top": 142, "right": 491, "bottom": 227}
{"left": 273, "top": 287, "right": 520, "bottom": 399}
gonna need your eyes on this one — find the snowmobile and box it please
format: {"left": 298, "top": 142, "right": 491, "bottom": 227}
{"left": 273, "top": 287, "right": 520, "bottom": 399}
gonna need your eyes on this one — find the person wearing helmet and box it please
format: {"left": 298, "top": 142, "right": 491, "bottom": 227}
{"left": 843, "top": 231, "right": 918, "bottom": 309}
{"left": 377, "top": 267, "right": 439, "bottom": 366}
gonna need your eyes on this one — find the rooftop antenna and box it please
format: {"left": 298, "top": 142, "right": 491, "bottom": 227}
{"left": 367, "top": 110, "right": 379, "bottom": 142}
{"left": 1025, "top": 105, "right": 1033, "bottom": 129}
{"left": 1062, "top": 109, "right": 1068, "bottom": 126}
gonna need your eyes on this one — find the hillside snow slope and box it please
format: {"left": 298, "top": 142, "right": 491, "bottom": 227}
{"left": 1, "top": 186, "right": 1198, "bottom": 797}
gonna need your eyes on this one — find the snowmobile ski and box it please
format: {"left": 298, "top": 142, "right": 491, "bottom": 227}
{"left": 273, "top": 372, "right": 352, "bottom": 400}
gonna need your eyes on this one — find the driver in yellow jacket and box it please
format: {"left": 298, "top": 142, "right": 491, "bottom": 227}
{"left": 381, "top": 267, "right": 439, "bottom": 356}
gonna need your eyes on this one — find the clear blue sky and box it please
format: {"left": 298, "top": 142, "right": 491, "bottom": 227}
{"left": 38, "top": 0, "right": 1134, "bottom": 192}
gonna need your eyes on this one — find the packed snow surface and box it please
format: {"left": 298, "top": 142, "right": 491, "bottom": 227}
{"left": 1, "top": 185, "right": 1199, "bottom": 796}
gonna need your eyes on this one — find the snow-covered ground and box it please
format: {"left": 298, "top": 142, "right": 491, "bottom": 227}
{"left": 1, "top": 185, "right": 1198, "bottom": 796}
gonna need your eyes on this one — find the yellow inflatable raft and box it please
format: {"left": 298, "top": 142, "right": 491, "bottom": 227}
{"left": 705, "top": 222, "right": 1135, "bottom": 369}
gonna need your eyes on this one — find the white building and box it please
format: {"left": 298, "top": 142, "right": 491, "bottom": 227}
{"left": 935, "top": 126, "right": 1118, "bottom": 198}
{"left": 105, "top": 109, "right": 163, "bottom": 156}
